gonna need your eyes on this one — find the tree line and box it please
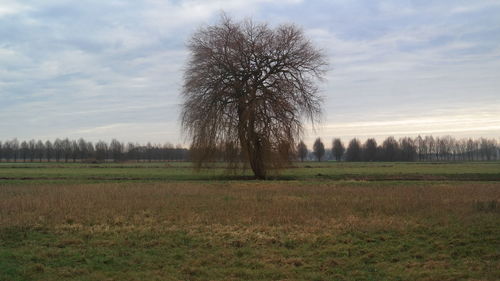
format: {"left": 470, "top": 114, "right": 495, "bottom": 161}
{"left": 299, "top": 136, "right": 499, "bottom": 162}
{"left": 0, "top": 138, "right": 188, "bottom": 162}
{"left": 0, "top": 135, "right": 498, "bottom": 163}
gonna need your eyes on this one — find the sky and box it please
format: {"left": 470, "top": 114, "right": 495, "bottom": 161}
{"left": 1, "top": 0, "right": 499, "bottom": 146}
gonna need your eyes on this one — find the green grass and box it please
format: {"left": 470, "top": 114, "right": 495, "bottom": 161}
{"left": 1, "top": 161, "right": 499, "bottom": 184}
{"left": 2, "top": 222, "right": 498, "bottom": 281}
{"left": 1, "top": 162, "right": 499, "bottom": 280}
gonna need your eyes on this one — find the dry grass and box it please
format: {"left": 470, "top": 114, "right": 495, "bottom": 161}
{"left": 2, "top": 181, "right": 499, "bottom": 280}
{"left": 2, "top": 181, "right": 499, "bottom": 234}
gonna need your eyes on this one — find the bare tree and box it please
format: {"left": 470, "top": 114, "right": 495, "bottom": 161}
{"left": 28, "top": 139, "right": 36, "bottom": 162}
{"left": 146, "top": 142, "right": 153, "bottom": 162}
{"left": 71, "top": 140, "right": 79, "bottom": 162}
{"left": 345, "top": 138, "right": 362, "bottom": 161}
{"left": 313, "top": 138, "right": 325, "bottom": 162}
{"left": 110, "top": 139, "right": 123, "bottom": 162}
{"left": 45, "top": 140, "right": 53, "bottom": 162}
{"left": 53, "top": 139, "right": 63, "bottom": 162}
{"left": 78, "top": 138, "right": 88, "bottom": 160}
{"left": 480, "top": 138, "right": 496, "bottom": 161}
{"left": 425, "top": 136, "right": 435, "bottom": 161}
{"left": 181, "top": 15, "right": 326, "bottom": 179}
{"left": 456, "top": 138, "right": 466, "bottom": 161}
{"left": 382, "top": 136, "right": 399, "bottom": 161}
{"left": 332, "top": 138, "right": 345, "bottom": 161}
{"left": 20, "top": 141, "right": 29, "bottom": 162}
{"left": 362, "top": 138, "right": 377, "bottom": 161}
{"left": 62, "top": 138, "right": 72, "bottom": 163}
{"left": 95, "top": 141, "right": 108, "bottom": 162}
{"left": 297, "top": 141, "right": 308, "bottom": 162}
{"left": 415, "top": 135, "right": 425, "bottom": 161}
{"left": 3, "top": 141, "right": 11, "bottom": 161}
{"left": 87, "top": 141, "right": 95, "bottom": 159}
{"left": 127, "top": 142, "right": 137, "bottom": 162}
{"left": 35, "top": 140, "right": 44, "bottom": 162}
{"left": 399, "top": 137, "right": 416, "bottom": 161}
{"left": 11, "top": 139, "right": 19, "bottom": 162}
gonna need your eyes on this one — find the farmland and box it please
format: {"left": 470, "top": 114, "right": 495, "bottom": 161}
{"left": 1, "top": 162, "right": 499, "bottom": 280}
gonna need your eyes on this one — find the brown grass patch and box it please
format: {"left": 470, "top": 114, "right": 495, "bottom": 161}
{"left": 1, "top": 181, "right": 499, "bottom": 234}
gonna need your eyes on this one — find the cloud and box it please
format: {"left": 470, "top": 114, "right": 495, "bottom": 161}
{"left": 450, "top": 1, "right": 500, "bottom": 14}
{"left": 141, "top": 0, "right": 299, "bottom": 26}
{"left": 0, "top": 1, "right": 31, "bottom": 17}
{"left": 0, "top": 0, "right": 499, "bottom": 144}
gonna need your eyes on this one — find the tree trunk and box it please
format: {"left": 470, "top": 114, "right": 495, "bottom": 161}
{"left": 238, "top": 101, "right": 266, "bottom": 180}
{"left": 248, "top": 142, "right": 266, "bottom": 179}
{"left": 238, "top": 123, "right": 267, "bottom": 179}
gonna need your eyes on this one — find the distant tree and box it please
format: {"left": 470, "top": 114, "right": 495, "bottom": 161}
{"left": 71, "top": 140, "right": 79, "bottom": 162}
{"left": 345, "top": 138, "right": 362, "bottom": 161}
{"left": 479, "top": 138, "right": 497, "bottom": 161}
{"left": 53, "top": 139, "right": 63, "bottom": 162}
{"left": 382, "top": 136, "right": 399, "bottom": 161}
{"left": 435, "top": 137, "right": 443, "bottom": 160}
{"left": 163, "top": 143, "right": 174, "bottom": 161}
{"left": 3, "top": 140, "right": 11, "bottom": 161}
{"left": 456, "top": 138, "right": 467, "bottom": 161}
{"left": 362, "top": 138, "right": 377, "bottom": 161}
{"left": 2, "top": 141, "right": 10, "bottom": 161}
{"left": 399, "top": 137, "right": 416, "bottom": 161}
{"left": 110, "top": 139, "right": 123, "bottom": 162}
{"left": 471, "top": 138, "right": 480, "bottom": 160}
{"left": 144, "top": 142, "right": 152, "bottom": 162}
{"left": 78, "top": 138, "right": 88, "bottom": 160}
{"left": 61, "top": 138, "right": 72, "bottom": 162}
{"left": 425, "top": 136, "right": 435, "bottom": 161}
{"left": 297, "top": 141, "right": 308, "bottom": 162}
{"left": 95, "top": 141, "right": 108, "bottom": 162}
{"left": 28, "top": 139, "right": 36, "bottom": 162}
{"left": 20, "top": 141, "right": 29, "bottom": 162}
{"left": 35, "top": 140, "right": 45, "bottom": 162}
{"left": 86, "top": 141, "right": 95, "bottom": 160}
{"left": 0, "top": 141, "right": 5, "bottom": 162}
{"left": 332, "top": 138, "right": 345, "bottom": 161}
{"left": 126, "top": 142, "right": 136, "bottom": 162}
{"left": 11, "top": 139, "right": 19, "bottom": 162}
{"left": 479, "top": 138, "right": 488, "bottom": 161}
{"left": 313, "top": 138, "right": 325, "bottom": 162}
{"left": 415, "top": 135, "right": 425, "bottom": 161}
{"left": 45, "top": 140, "right": 53, "bottom": 162}
{"left": 449, "top": 137, "right": 458, "bottom": 161}
{"left": 491, "top": 139, "right": 498, "bottom": 160}
{"left": 437, "top": 136, "right": 453, "bottom": 161}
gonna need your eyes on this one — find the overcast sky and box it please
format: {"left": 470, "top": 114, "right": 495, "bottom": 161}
{"left": 1, "top": 0, "right": 499, "bottom": 146}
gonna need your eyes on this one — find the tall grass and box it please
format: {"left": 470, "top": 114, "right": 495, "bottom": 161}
{"left": 2, "top": 182, "right": 498, "bottom": 232}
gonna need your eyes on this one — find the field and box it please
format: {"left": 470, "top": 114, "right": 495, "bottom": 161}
{"left": 1, "top": 162, "right": 499, "bottom": 280}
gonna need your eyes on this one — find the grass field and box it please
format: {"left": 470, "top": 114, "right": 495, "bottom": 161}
{"left": 1, "top": 162, "right": 499, "bottom": 280}
{"left": 1, "top": 161, "right": 500, "bottom": 183}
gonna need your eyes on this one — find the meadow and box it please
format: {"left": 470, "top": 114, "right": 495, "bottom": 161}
{"left": 1, "top": 162, "right": 499, "bottom": 280}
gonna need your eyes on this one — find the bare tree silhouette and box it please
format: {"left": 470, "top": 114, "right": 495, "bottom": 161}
{"left": 297, "top": 141, "right": 308, "bottom": 162}
{"left": 181, "top": 15, "right": 326, "bottom": 179}
{"left": 313, "top": 138, "right": 325, "bottom": 162}
{"left": 332, "top": 138, "right": 345, "bottom": 161}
